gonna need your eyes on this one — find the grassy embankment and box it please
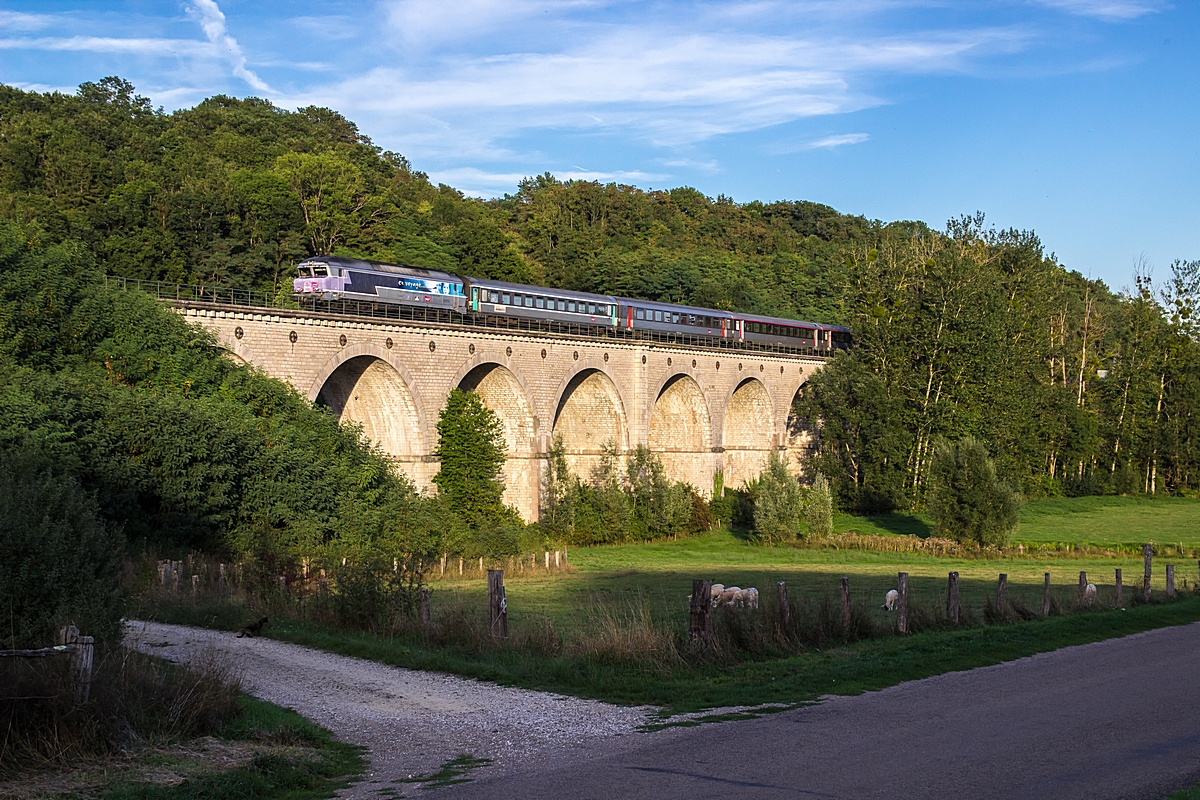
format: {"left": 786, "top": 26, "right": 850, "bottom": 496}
{"left": 143, "top": 497, "right": 1200, "bottom": 715}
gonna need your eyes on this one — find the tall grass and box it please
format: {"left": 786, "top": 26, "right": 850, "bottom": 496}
{"left": 0, "top": 645, "right": 241, "bottom": 778}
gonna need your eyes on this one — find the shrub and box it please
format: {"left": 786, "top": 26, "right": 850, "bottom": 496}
{"left": 753, "top": 451, "right": 805, "bottom": 543}
{"left": 926, "top": 437, "right": 1021, "bottom": 546}
{"left": 0, "top": 444, "right": 125, "bottom": 648}
{"left": 804, "top": 473, "right": 835, "bottom": 537}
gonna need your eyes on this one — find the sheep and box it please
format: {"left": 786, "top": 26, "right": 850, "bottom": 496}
{"left": 1085, "top": 583, "right": 1097, "bottom": 603}
{"left": 710, "top": 583, "right": 725, "bottom": 607}
{"left": 744, "top": 587, "right": 759, "bottom": 610}
{"left": 882, "top": 589, "right": 899, "bottom": 611}
{"left": 718, "top": 587, "right": 741, "bottom": 607}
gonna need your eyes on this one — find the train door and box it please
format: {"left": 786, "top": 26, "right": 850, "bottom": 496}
{"left": 470, "top": 286, "right": 479, "bottom": 312}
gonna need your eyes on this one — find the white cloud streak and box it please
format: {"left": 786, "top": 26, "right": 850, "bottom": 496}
{"left": 1030, "top": 0, "right": 1166, "bottom": 20}
{"left": 807, "top": 132, "right": 870, "bottom": 149}
{"left": 186, "top": 0, "right": 271, "bottom": 93}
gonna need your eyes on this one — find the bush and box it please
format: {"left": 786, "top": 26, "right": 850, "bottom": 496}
{"left": 433, "top": 388, "right": 512, "bottom": 542}
{"left": 926, "top": 437, "right": 1021, "bottom": 546}
{"left": 753, "top": 451, "right": 805, "bottom": 543}
{"left": 804, "top": 473, "right": 835, "bottom": 537}
{"left": 0, "top": 444, "right": 125, "bottom": 648}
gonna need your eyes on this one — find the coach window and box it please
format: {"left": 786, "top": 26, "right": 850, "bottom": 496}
{"left": 636, "top": 308, "right": 645, "bottom": 320}
{"left": 566, "top": 301, "right": 575, "bottom": 313}
{"left": 652, "top": 310, "right": 661, "bottom": 322}
{"left": 536, "top": 297, "right": 545, "bottom": 309}
{"left": 524, "top": 296, "right": 532, "bottom": 307}
{"left": 499, "top": 293, "right": 509, "bottom": 304}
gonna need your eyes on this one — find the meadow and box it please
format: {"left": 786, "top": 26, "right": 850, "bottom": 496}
{"left": 143, "top": 496, "right": 1200, "bottom": 714}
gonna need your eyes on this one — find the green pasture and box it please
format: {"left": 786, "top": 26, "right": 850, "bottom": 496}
{"left": 432, "top": 532, "right": 1199, "bottom": 637}
{"left": 831, "top": 495, "right": 1200, "bottom": 548}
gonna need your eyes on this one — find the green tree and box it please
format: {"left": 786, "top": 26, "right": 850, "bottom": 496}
{"left": 926, "top": 437, "right": 1021, "bottom": 546}
{"left": 432, "top": 389, "right": 507, "bottom": 532}
{"left": 540, "top": 433, "right": 576, "bottom": 539}
{"left": 753, "top": 451, "right": 805, "bottom": 543}
{"left": 0, "top": 445, "right": 125, "bottom": 648}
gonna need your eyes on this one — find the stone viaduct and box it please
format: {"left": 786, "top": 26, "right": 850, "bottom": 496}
{"left": 180, "top": 302, "right": 826, "bottom": 521}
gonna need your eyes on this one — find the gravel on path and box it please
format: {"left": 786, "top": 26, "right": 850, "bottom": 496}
{"left": 124, "top": 621, "right": 657, "bottom": 797}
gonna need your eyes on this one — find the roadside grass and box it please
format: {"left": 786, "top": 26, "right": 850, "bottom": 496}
{"left": 146, "top": 596, "right": 1200, "bottom": 714}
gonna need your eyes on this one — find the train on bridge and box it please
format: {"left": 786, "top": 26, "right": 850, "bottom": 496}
{"left": 294, "top": 256, "right": 852, "bottom": 352}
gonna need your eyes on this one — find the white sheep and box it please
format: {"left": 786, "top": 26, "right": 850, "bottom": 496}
{"left": 710, "top": 583, "right": 725, "bottom": 607}
{"left": 744, "top": 587, "right": 759, "bottom": 610}
{"left": 1085, "top": 583, "right": 1097, "bottom": 603}
{"left": 883, "top": 589, "right": 899, "bottom": 611}
{"left": 718, "top": 587, "right": 741, "bottom": 607}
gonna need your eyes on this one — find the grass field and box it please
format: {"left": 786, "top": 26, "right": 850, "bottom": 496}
{"left": 832, "top": 495, "right": 1200, "bottom": 549}
{"left": 142, "top": 497, "right": 1200, "bottom": 715}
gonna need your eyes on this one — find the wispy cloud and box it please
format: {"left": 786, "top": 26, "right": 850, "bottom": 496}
{"left": 186, "top": 0, "right": 271, "bottom": 93}
{"left": 807, "top": 132, "right": 871, "bottom": 149}
{"left": 1030, "top": 0, "right": 1166, "bottom": 20}
{"left": 0, "top": 10, "right": 58, "bottom": 31}
{"left": 0, "top": 36, "right": 215, "bottom": 56}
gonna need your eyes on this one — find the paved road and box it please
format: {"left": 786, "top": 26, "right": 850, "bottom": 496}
{"left": 432, "top": 622, "right": 1200, "bottom": 800}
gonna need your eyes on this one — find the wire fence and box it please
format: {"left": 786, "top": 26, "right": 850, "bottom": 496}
{"left": 108, "top": 276, "right": 844, "bottom": 359}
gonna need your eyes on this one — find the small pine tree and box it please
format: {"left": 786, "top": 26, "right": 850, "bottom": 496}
{"left": 805, "top": 472, "right": 834, "bottom": 537}
{"left": 432, "top": 389, "right": 507, "bottom": 532}
{"left": 926, "top": 437, "right": 1021, "bottom": 546}
{"left": 753, "top": 451, "right": 805, "bottom": 543}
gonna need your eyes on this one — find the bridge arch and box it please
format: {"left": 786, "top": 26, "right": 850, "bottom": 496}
{"left": 449, "top": 352, "right": 538, "bottom": 520}
{"left": 783, "top": 377, "right": 817, "bottom": 480}
{"left": 309, "top": 345, "right": 428, "bottom": 482}
{"left": 648, "top": 372, "right": 715, "bottom": 495}
{"left": 550, "top": 361, "right": 630, "bottom": 483}
{"left": 721, "top": 377, "right": 776, "bottom": 491}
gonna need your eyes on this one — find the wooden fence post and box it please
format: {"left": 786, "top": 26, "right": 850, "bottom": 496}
{"left": 219, "top": 563, "right": 227, "bottom": 595}
{"left": 420, "top": 587, "right": 431, "bottom": 623}
{"left": 555, "top": 550, "right": 561, "bottom": 568}
{"left": 1116, "top": 568, "right": 1123, "bottom": 606}
{"left": 1043, "top": 572, "right": 1051, "bottom": 616}
{"left": 947, "top": 571, "right": 960, "bottom": 624}
{"left": 563, "top": 549, "right": 568, "bottom": 566}
{"left": 479, "top": 557, "right": 484, "bottom": 573}
{"left": 1167, "top": 564, "right": 1176, "bottom": 597}
{"left": 545, "top": 551, "right": 550, "bottom": 569}
{"left": 1078, "top": 571, "right": 1087, "bottom": 606}
{"left": 840, "top": 576, "right": 851, "bottom": 634}
{"left": 897, "top": 573, "right": 908, "bottom": 635}
{"left": 191, "top": 574, "right": 199, "bottom": 598}
{"left": 998, "top": 574, "right": 1008, "bottom": 617}
{"left": 459, "top": 558, "right": 463, "bottom": 575}
{"left": 487, "top": 570, "right": 507, "bottom": 638}
{"left": 58, "top": 625, "right": 93, "bottom": 704}
{"left": 689, "top": 579, "right": 714, "bottom": 648}
{"left": 440, "top": 554, "right": 446, "bottom": 576}
{"left": 777, "top": 581, "right": 791, "bottom": 629}
{"left": 1144, "top": 544, "right": 1153, "bottom": 602}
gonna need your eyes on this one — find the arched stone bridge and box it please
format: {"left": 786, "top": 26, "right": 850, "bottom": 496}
{"left": 182, "top": 303, "right": 825, "bottom": 521}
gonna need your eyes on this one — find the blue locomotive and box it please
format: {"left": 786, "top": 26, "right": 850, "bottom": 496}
{"left": 293, "top": 255, "right": 850, "bottom": 351}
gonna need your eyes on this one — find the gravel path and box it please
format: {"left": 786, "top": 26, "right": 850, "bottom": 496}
{"left": 124, "top": 621, "right": 656, "bottom": 797}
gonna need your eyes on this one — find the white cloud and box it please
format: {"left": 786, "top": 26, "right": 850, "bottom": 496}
{"left": 186, "top": 0, "right": 271, "bottom": 93}
{"left": 0, "top": 10, "right": 58, "bottom": 31}
{"left": 807, "top": 132, "right": 871, "bottom": 149}
{"left": 277, "top": 25, "right": 1013, "bottom": 157}
{"left": 0, "top": 36, "right": 215, "bottom": 56}
{"left": 1030, "top": 0, "right": 1165, "bottom": 20}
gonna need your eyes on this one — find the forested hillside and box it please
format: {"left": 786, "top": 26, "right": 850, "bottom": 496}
{"left": 2, "top": 77, "right": 1198, "bottom": 509}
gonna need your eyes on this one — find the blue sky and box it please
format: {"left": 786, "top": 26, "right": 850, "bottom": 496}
{"left": 1, "top": 0, "right": 1196, "bottom": 291}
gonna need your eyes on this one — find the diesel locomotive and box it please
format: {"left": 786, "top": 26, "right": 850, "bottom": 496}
{"left": 293, "top": 255, "right": 851, "bottom": 351}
